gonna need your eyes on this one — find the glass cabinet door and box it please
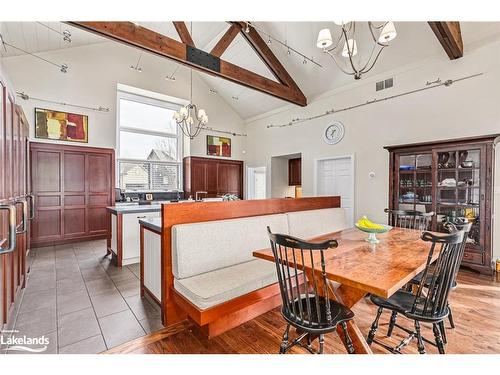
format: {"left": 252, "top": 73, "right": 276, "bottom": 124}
{"left": 397, "top": 153, "right": 433, "bottom": 212}
{"left": 435, "top": 148, "right": 482, "bottom": 249}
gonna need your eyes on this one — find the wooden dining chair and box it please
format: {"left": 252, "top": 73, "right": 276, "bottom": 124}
{"left": 366, "top": 229, "right": 465, "bottom": 354}
{"left": 267, "top": 227, "right": 355, "bottom": 354}
{"left": 385, "top": 209, "right": 435, "bottom": 230}
{"left": 399, "top": 221, "right": 473, "bottom": 342}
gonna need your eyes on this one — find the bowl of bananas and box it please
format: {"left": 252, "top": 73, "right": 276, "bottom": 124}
{"left": 355, "top": 216, "right": 392, "bottom": 244}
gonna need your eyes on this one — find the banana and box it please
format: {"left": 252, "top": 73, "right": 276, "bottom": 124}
{"left": 356, "top": 216, "right": 384, "bottom": 230}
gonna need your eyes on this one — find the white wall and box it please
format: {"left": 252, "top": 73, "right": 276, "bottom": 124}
{"left": 245, "top": 39, "right": 500, "bottom": 260}
{"left": 270, "top": 156, "right": 295, "bottom": 198}
{"left": 1, "top": 42, "right": 246, "bottom": 160}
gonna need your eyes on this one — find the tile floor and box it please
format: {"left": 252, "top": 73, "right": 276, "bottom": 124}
{"left": 7, "top": 239, "right": 164, "bottom": 354}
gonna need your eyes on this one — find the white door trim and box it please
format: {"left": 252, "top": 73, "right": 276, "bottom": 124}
{"left": 313, "top": 154, "right": 355, "bottom": 225}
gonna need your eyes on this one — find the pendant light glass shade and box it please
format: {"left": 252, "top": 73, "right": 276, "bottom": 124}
{"left": 316, "top": 28, "right": 333, "bottom": 48}
{"left": 342, "top": 39, "right": 357, "bottom": 57}
{"left": 378, "top": 21, "right": 397, "bottom": 43}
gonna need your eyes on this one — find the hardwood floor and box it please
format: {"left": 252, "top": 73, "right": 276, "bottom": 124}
{"left": 105, "top": 270, "right": 500, "bottom": 354}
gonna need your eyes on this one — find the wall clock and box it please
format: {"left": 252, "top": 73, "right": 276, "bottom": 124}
{"left": 323, "top": 121, "right": 345, "bottom": 145}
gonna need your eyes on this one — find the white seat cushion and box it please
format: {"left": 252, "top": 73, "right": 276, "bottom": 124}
{"left": 172, "top": 214, "right": 289, "bottom": 279}
{"left": 287, "top": 207, "right": 349, "bottom": 239}
{"left": 174, "top": 259, "right": 279, "bottom": 310}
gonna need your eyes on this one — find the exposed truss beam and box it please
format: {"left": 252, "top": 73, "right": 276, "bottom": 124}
{"left": 173, "top": 21, "right": 195, "bottom": 47}
{"left": 428, "top": 22, "right": 463, "bottom": 60}
{"left": 232, "top": 22, "right": 301, "bottom": 92}
{"left": 67, "top": 22, "right": 307, "bottom": 106}
{"left": 210, "top": 23, "right": 241, "bottom": 57}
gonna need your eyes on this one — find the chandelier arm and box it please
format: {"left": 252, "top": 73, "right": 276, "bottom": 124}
{"left": 326, "top": 31, "right": 344, "bottom": 52}
{"left": 359, "top": 46, "right": 386, "bottom": 75}
{"left": 358, "top": 40, "right": 380, "bottom": 72}
{"left": 341, "top": 28, "right": 360, "bottom": 75}
{"left": 369, "top": 21, "right": 390, "bottom": 47}
{"left": 324, "top": 51, "right": 356, "bottom": 76}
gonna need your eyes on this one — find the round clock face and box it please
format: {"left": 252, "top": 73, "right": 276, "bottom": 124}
{"left": 323, "top": 121, "right": 345, "bottom": 145}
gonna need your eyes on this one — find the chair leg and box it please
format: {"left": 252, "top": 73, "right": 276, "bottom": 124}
{"left": 433, "top": 324, "right": 446, "bottom": 354}
{"left": 367, "top": 307, "right": 383, "bottom": 345}
{"left": 414, "top": 321, "right": 426, "bottom": 354}
{"left": 447, "top": 305, "right": 455, "bottom": 329}
{"left": 387, "top": 311, "right": 398, "bottom": 337}
{"left": 279, "top": 324, "right": 290, "bottom": 354}
{"left": 318, "top": 334, "right": 325, "bottom": 354}
{"left": 341, "top": 321, "right": 355, "bottom": 354}
{"left": 439, "top": 321, "right": 447, "bottom": 344}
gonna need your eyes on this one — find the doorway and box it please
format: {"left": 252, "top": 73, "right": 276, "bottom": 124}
{"left": 314, "top": 155, "right": 355, "bottom": 226}
{"left": 246, "top": 167, "right": 267, "bottom": 200}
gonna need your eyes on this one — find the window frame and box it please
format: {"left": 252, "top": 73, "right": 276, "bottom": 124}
{"left": 116, "top": 90, "right": 184, "bottom": 192}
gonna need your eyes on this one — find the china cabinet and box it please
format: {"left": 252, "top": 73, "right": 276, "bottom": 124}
{"left": 385, "top": 135, "right": 499, "bottom": 275}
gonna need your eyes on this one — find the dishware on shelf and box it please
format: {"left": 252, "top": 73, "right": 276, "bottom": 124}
{"left": 460, "top": 160, "right": 475, "bottom": 168}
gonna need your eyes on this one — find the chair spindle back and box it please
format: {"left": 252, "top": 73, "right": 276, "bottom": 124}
{"left": 411, "top": 230, "right": 465, "bottom": 319}
{"left": 385, "top": 209, "right": 435, "bottom": 231}
{"left": 267, "top": 227, "right": 337, "bottom": 328}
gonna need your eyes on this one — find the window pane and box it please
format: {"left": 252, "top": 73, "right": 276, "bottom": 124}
{"left": 119, "top": 98, "right": 177, "bottom": 134}
{"left": 119, "top": 161, "right": 150, "bottom": 191}
{"left": 151, "top": 163, "right": 179, "bottom": 191}
{"left": 119, "top": 131, "right": 177, "bottom": 161}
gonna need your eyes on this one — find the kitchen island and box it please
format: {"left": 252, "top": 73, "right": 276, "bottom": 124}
{"left": 107, "top": 204, "right": 162, "bottom": 267}
{"left": 139, "top": 217, "right": 162, "bottom": 305}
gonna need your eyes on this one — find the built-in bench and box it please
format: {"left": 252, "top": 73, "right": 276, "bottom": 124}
{"left": 150, "top": 197, "right": 347, "bottom": 338}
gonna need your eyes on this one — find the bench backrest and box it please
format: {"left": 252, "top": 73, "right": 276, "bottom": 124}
{"left": 287, "top": 207, "right": 349, "bottom": 239}
{"left": 171, "top": 207, "right": 348, "bottom": 280}
{"left": 172, "top": 214, "right": 289, "bottom": 279}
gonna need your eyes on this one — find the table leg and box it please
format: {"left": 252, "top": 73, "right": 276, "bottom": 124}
{"left": 304, "top": 269, "right": 372, "bottom": 354}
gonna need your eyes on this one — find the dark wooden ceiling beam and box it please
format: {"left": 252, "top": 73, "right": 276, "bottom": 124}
{"left": 210, "top": 23, "right": 241, "bottom": 57}
{"left": 172, "top": 21, "right": 195, "bottom": 47}
{"left": 428, "top": 21, "right": 463, "bottom": 60}
{"left": 232, "top": 22, "right": 302, "bottom": 92}
{"left": 67, "top": 22, "right": 307, "bottom": 107}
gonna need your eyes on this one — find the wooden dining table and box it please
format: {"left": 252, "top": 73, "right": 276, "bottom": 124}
{"left": 253, "top": 227, "right": 439, "bottom": 354}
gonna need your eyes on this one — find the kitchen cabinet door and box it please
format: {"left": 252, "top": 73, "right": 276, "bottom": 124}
{"left": 288, "top": 158, "right": 302, "bottom": 186}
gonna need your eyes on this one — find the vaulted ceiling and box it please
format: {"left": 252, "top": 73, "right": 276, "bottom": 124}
{"left": 1, "top": 21, "right": 500, "bottom": 119}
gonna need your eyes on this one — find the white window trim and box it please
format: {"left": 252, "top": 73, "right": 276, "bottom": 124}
{"left": 116, "top": 89, "right": 184, "bottom": 192}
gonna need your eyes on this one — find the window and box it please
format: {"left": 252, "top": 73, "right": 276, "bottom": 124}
{"left": 117, "top": 91, "right": 182, "bottom": 191}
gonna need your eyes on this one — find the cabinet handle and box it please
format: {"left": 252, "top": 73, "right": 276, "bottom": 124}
{"left": 137, "top": 216, "right": 146, "bottom": 219}
{"left": 27, "top": 193, "right": 35, "bottom": 220}
{"left": 15, "top": 198, "right": 28, "bottom": 234}
{"left": 0, "top": 204, "right": 17, "bottom": 254}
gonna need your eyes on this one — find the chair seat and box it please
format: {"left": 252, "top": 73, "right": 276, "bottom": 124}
{"left": 370, "top": 290, "right": 449, "bottom": 323}
{"left": 370, "top": 290, "right": 420, "bottom": 314}
{"left": 283, "top": 295, "right": 354, "bottom": 334}
{"left": 409, "top": 271, "right": 457, "bottom": 289}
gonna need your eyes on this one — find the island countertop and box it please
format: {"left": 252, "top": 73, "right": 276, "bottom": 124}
{"left": 106, "top": 205, "right": 162, "bottom": 215}
{"left": 139, "top": 217, "right": 162, "bottom": 233}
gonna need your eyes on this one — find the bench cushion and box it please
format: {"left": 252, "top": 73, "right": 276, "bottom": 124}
{"left": 174, "top": 259, "right": 279, "bottom": 310}
{"left": 287, "top": 207, "right": 349, "bottom": 239}
{"left": 172, "top": 214, "right": 289, "bottom": 279}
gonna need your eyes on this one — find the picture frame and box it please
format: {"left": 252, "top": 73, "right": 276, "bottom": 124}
{"left": 207, "top": 135, "right": 231, "bottom": 157}
{"left": 35, "top": 107, "right": 88, "bottom": 143}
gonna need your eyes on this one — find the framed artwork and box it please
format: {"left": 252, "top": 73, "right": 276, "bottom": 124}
{"left": 207, "top": 135, "right": 231, "bottom": 157}
{"left": 35, "top": 108, "right": 88, "bottom": 143}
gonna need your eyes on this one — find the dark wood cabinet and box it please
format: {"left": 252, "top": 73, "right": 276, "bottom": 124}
{"left": 386, "top": 135, "right": 498, "bottom": 275}
{"left": 30, "top": 142, "right": 115, "bottom": 247}
{"left": 1, "top": 71, "right": 30, "bottom": 330}
{"left": 183, "top": 156, "right": 243, "bottom": 199}
{"left": 288, "top": 158, "right": 302, "bottom": 186}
